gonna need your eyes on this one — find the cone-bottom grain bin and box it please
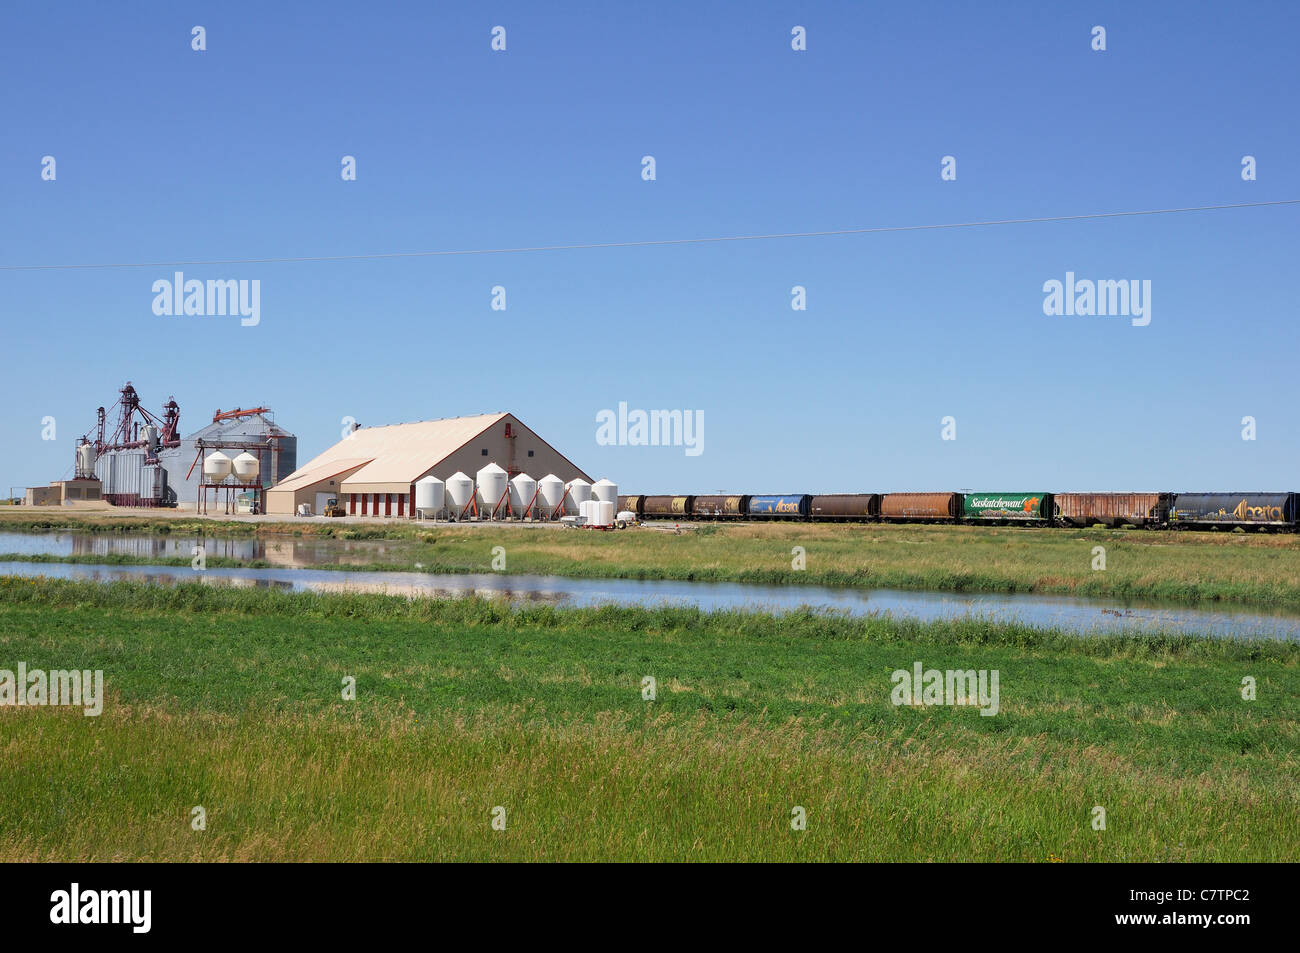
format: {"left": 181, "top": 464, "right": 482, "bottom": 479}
{"left": 415, "top": 476, "right": 445, "bottom": 515}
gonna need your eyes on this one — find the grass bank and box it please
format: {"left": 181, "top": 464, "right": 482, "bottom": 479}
{"left": 4, "top": 515, "right": 1300, "bottom": 609}
{"left": 0, "top": 579, "right": 1295, "bottom": 861}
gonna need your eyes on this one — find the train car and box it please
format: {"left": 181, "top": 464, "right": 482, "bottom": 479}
{"left": 879, "top": 492, "right": 961, "bottom": 521}
{"left": 692, "top": 495, "right": 749, "bottom": 519}
{"left": 617, "top": 495, "right": 645, "bottom": 518}
{"left": 1169, "top": 492, "right": 1297, "bottom": 528}
{"left": 746, "top": 494, "right": 811, "bottom": 519}
{"left": 640, "top": 495, "right": 694, "bottom": 519}
{"left": 962, "top": 492, "right": 1054, "bottom": 523}
{"left": 1054, "top": 492, "right": 1170, "bottom": 527}
{"left": 808, "top": 493, "right": 881, "bottom": 521}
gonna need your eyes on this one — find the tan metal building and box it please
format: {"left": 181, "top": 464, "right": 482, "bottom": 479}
{"left": 265, "top": 413, "right": 591, "bottom": 518}
{"left": 24, "top": 479, "right": 103, "bottom": 506}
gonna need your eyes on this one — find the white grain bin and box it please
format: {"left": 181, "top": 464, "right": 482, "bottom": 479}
{"left": 509, "top": 473, "right": 537, "bottom": 518}
{"left": 564, "top": 478, "right": 592, "bottom": 515}
{"left": 445, "top": 471, "right": 475, "bottom": 514}
{"left": 75, "top": 443, "right": 96, "bottom": 480}
{"left": 203, "top": 451, "right": 232, "bottom": 482}
{"left": 538, "top": 474, "right": 566, "bottom": 516}
{"left": 415, "top": 475, "right": 445, "bottom": 513}
{"left": 141, "top": 425, "right": 160, "bottom": 452}
{"left": 592, "top": 478, "right": 618, "bottom": 506}
{"left": 476, "top": 462, "right": 508, "bottom": 518}
{"left": 231, "top": 452, "right": 260, "bottom": 484}
{"left": 596, "top": 500, "right": 615, "bottom": 526}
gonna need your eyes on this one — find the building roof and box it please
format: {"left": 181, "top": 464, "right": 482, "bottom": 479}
{"left": 185, "top": 412, "right": 295, "bottom": 444}
{"left": 280, "top": 414, "right": 510, "bottom": 490}
{"left": 267, "top": 457, "right": 372, "bottom": 495}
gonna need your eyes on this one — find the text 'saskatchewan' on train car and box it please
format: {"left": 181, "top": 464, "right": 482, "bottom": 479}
{"left": 962, "top": 492, "right": 1054, "bottom": 523}
{"left": 808, "top": 494, "right": 881, "bottom": 521}
{"left": 640, "top": 495, "right": 693, "bottom": 518}
{"left": 692, "top": 495, "right": 749, "bottom": 519}
{"left": 879, "top": 492, "right": 961, "bottom": 521}
{"left": 1170, "top": 492, "right": 1297, "bottom": 527}
{"left": 746, "top": 494, "right": 811, "bottom": 519}
{"left": 1054, "top": 492, "right": 1171, "bottom": 527}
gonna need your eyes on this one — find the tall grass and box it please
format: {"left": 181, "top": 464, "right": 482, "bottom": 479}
{"left": 0, "top": 578, "right": 1296, "bottom": 860}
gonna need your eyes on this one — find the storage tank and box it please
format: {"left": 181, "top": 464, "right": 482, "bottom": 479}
{"left": 509, "top": 473, "right": 538, "bottom": 518}
{"left": 477, "top": 463, "right": 509, "bottom": 517}
{"left": 579, "top": 499, "right": 597, "bottom": 524}
{"left": 75, "top": 443, "right": 96, "bottom": 480}
{"left": 591, "top": 478, "right": 618, "bottom": 506}
{"left": 564, "top": 478, "right": 592, "bottom": 515}
{"left": 203, "top": 451, "right": 232, "bottom": 482}
{"left": 445, "top": 471, "right": 475, "bottom": 515}
{"left": 538, "top": 474, "right": 566, "bottom": 516}
{"left": 594, "top": 500, "right": 614, "bottom": 527}
{"left": 141, "top": 425, "right": 160, "bottom": 453}
{"left": 231, "top": 452, "right": 260, "bottom": 484}
{"left": 415, "top": 475, "right": 445, "bottom": 513}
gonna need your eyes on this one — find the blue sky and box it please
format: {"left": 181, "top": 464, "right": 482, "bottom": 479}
{"left": 2, "top": 1, "right": 1297, "bottom": 495}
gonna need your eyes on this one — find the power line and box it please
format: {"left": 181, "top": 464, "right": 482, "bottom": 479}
{"left": 2, "top": 198, "right": 1296, "bottom": 272}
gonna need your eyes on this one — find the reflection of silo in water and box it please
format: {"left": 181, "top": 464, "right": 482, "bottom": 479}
{"left": 73, "top": 534, "right": 167, "bottom": 559}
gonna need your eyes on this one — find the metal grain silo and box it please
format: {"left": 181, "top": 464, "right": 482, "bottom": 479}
{"left": 415, "top": 475, "right": 445, "bottom": 514}
{"left": 564, "top": 478, "right": 592, "bottom": 515}
{"left": 591, "top": 478, "right": 618, "bottom": 506}
{"left": 203, "top": 451, "right": 232, "bottom": 482}
{"left": 538, "top": 474, "right": 566, "bottom": 517}
{"left": 446, "top": 471, "right": 475, "bottom": 515}
{"left": 75, "top": 443, "right": 97, "bottom": 480}
{"left": 231, "top": 452, "right": 260, "bottom": 484}
{"left": 509, "top": 473, "right": 538, "bottom": 518}
{"left": 476, "top": 463, "right": 508, "bottom": 518}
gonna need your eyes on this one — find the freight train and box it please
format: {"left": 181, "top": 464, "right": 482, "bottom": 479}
{"left": 617, "top": 492, "right": 1300, "bottom": 530}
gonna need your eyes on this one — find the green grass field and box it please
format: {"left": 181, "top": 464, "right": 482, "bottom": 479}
{"left": 4, "top": 512, "right": 1300, "bottom": 609}
{"left": 0, "top": 578, "right": 1295, "bottom": 861}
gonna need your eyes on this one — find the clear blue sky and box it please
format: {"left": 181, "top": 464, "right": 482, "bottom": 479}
{"left": 2, "top": 1, "right": 1297, "bottom": 495}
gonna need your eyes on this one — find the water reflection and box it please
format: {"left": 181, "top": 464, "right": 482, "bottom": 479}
{"left": 1, "top": 559, "right": 1297, "bottom": 641}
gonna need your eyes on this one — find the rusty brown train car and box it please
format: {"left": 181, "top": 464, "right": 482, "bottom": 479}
{"left": 1054, "top": 492, "right": 1170, "bottom": 527}
{"left": 692, "top": 495, "right": 748, "bottom": 519}
{"left": 641, "top": 495, "right": 693, "bottom": 518}
{"left": 879, "top": 492, "right": 961, "bottom": 521}
{"left": 808, "top": 494, "right": 881, "bottom": 521}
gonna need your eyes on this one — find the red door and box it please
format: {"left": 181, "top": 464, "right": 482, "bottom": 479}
{"left": 397, "top": 493, "right": 404, "bottom": 517}
{"left": 385, "top": 494, "right": 392, "bottom": 517}
{"left": 361, "top": 494, "right": 367, "bottom": 516}
{"left": 349, "top": 493, "right": 356, "bottom": 515}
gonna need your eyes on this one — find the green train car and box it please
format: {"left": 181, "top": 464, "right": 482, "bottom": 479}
{"left": 962, "top": 492, "right": 1054, "bottom": 523}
